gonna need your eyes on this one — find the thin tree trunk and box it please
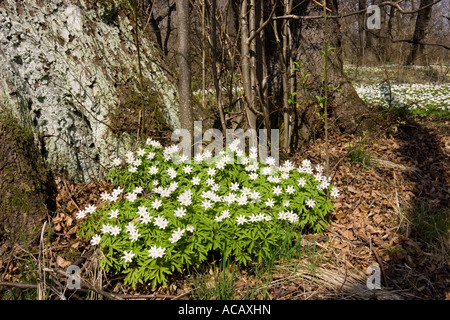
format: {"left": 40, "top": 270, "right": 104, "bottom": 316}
{"left": 281, "top": 0, "right": 291, "bottom": 152}
{"left": 240, "top": 0, "right": 257, "bottom": 130}
{"left": 406, "top": 0, "right": 434, "bottom": 65}
{"left": 210, "top": 0, "right": 227, "bottom": 131}
{"left": 177, "top": 0, "right": 194, "bottom": 142}
{"left": 358, "top": 0, "right": 366, "bottom": 65}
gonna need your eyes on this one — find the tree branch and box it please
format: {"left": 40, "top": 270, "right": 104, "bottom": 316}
{"left": 271, "top": 0, "right": 443, "bottom": 20}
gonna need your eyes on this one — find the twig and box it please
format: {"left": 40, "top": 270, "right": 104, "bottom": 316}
{"left": 0, "top": 281, "right": 38, "bottom": 289}
{"left": 43, "top": 267, "right": 123, "bottom": 300}
{"left": 38, "top": 222, "right": 47, "bottom": 300}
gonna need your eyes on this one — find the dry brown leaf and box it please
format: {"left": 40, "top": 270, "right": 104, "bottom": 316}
{"left": 56, "top": 255, "right": 71, "bottom": 268}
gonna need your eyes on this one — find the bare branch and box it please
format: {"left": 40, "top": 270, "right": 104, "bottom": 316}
{"left": 272, "top": 0, "right": 443, "bottom": 20}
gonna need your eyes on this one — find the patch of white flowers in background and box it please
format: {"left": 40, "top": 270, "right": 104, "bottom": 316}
{"left": 354, "top": 83, "right": 450, "bottom": 116}
{"left": 77, "top": 137, "right": 339, "bottom": 287}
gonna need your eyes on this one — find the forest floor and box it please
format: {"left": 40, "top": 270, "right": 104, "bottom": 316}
{"left": 1, "top": 115, "right": 448, "bottom": 300}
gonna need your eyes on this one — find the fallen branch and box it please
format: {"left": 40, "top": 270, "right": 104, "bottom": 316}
{"left": 0, "top": 281, "right": 38, "bottom": 290}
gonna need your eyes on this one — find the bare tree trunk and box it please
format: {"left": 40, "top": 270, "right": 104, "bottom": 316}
{"left": 406, "top": 0, "right": 434, "bottom": 65}
{"left": 210, "top": 0, "right": 227, "bottom": 131}
{"left": 289, "top": 0, "right": 377, "bottom": 134}
{"left": 240, "top": 0, "right": 257, "bottom": 130}
{"left": 358, "top": 0, "right": 366, "bottom": 65}
{"left": 177, "top": 0, "right": 193, "bottom": 141}
{"left": 281, "top": 0, "right": 292, "bottom": 152}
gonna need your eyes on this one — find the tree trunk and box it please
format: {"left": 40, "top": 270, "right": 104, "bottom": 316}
{"left": 289, "top": 0, "right": 377, "bottom": 134}
{"left": 358, "top": 0, "right": 366, "bottom": 65}
{"left": 240, "top": 0, "right": 257, "bottom": 130}
{"left": 406, "top": 0, "right": 434, "bottom": 65}
{"left": 177, "top": 0, "right": 194, "bottom": 141}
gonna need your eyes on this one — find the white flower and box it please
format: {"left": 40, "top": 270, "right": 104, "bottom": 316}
{"left": 281, "top": 172, "right": 289, "bottom": 180}
{"left": 146, "top": 152, "right": 156, "bottom": 160}
{"left": 203, "top": 150, "right": 212, "bottom": 160}
{"left": 129, "top": 230, "right": 140, "bottom": 242}
{"left": 167, "top": 167, "right": 177, "bottom": 179}
{"left": 287, "top": 211, "right": 299, "bottom": 223}
{"left": 272, "top": 186, "right": 283, "bottom": 196}
{"left": 100, "top": 191, "right": 109, "bottom": 201}
{"left": 191, "top": 176, "right": 201, "bottom": 186}
{"left": 137, "top": 206, "right": 148, "bottom": 215}
{"left": 127, "top": 193, "right": 137, "bottom": 202}
{"left": 265, "top": 198, "right": 275, "bottom": 207}
{"left": 125, "top": 222, "right": 136, "bottom": 234}
{"left": 230, "top": 182, "right": 239, "bottom": 191}
{"left": 140, "top": 213, "right": 152, "bottom": 224}
{"left": 330, "top": 187, "right": 340, "bottom": 198}
{"left": 216, "top": 160, "right": 226, "bottom": 170}
{"left": 206, "top": 178, "right": 215, "bottom": 186}
{"left": 242, "top": 187, "right": 251, "bottom": 196}
{"left": 237, "top": 195, "right": 248, "bottom": 206}
{"left": 178, "top": 191, "right": 192, "bottom": 206}
{"left": 315, "top": 164, "right": 324, "bottom": 173}
{"left": 125, "top": 152, "right": 135, "bottom": 164}
{"left": 207, "top": 167, "right": 216, "bottom": 176}
{"left": 122, "top": 250, "right": 135, "bottom": 263}
{"left": 101, "top": 224, "right": 112, "bottom": 234}
{"left": 278, "top": 211, "right": 287, "bottom": 220}
{"left": 249, "top": 172, "right": 258, "bottom": 180}
{"left": 211, "top": 184, "right": 220, "bottom": 192}
{"left": 148, "top": 166, "right": 158, "bottom": 175}
{"left": 183, "top": 165, "right": 193, "bottom": 174}
{"left": 265, "top": 156, "right": 276, "bottom": 166}
{"left": 214, "top": 215, "right": 223, "bottom": 222}
{"left": 282, "top": 200, "right": 290, "bottom": 207}
{"left": 302, "top": 159, "right": 312, "bottom": 168}
{"left": 160, "top": 188, "right": 171, "bottom": 197}
{"left": 236, "top": 215, "right": 247, "bottom": 225}
{"left": 186, "top": 225, "right": 195, "bottom": 232}
{"left": 201, "top": 200, "right": 213, "bottom": 210}
{"left": 180, "top": 154, "right": 189, "bottom": 163}
{"left": 174, "top": 207, "right": 187, "bottom": 218}
{"left": 250, "top": 190, "right": 261, "bottom": 202}
{"left": 85, "top": 204, "right": 97, "bottom": 214}
{"left": 224, "top": 193, "right": 237, "bottom": 204}
{"left": 133, "top": 158, "right": 142, "bottom": 167}
{"left": 168, "top": 182, "right": 179, "bottom": 192}
{"left": 110, "top": 226, "right": 121, "bottom": 236}
{"left": 152, "top": 198, "right": 162, "bottom": 210}
{"left": 249, "top": 214, "right": 258, "bottom": 223}
{"left": 286, "top": 185, "right": 295, "bottom": 194}
{"left": 90, "top": 234, "right": 101, "bottom": 246}
{"left": 128, "top": 166, "right": 137, "bottom": 173}
{"left": 112, "top": 157, "right": 122, "bottom": 166}
{"left": 261, "top": 167, "right": 272, "bottom": 175}
{"left": 148, "top": 246, "right": 166, "bottom": 259}
{"left": 136, "top": 148, "right": 146, "bottom": 157}
{"left": 76, "top": 210, "right": 87, "bottom": 219}
{"left": 194, "top": 153, "right": 204, "bottom": 163}
{"left": 306, "top": 198, "right": 316, "bottom": 208}
{"left": 112, "top": 187, "right": 124, "bottom": 197}
{"left": 298, "top": 178, "right": 307, "bottom": 187}
{"left": 153, "top": 216, "right": 169, "bottom": 229}
{"left": 264, "top": 215, "right": 272, "bottom": 221}
{"left": 109, "top": 209, "right": 119, "bottom": 219}
{"left": 134, "top": 186, "right": 144, "bottom": 194}
{"left": 221, "top": 210, "right": 230, "bottom": 219}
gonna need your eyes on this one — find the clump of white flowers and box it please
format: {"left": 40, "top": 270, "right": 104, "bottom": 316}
{"left": 78, "top": 138, "right": 339, "bottom": 288}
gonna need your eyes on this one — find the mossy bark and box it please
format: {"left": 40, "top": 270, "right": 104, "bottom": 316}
{"left": 0, "top": 111, "right": 55, "bottom": 244}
